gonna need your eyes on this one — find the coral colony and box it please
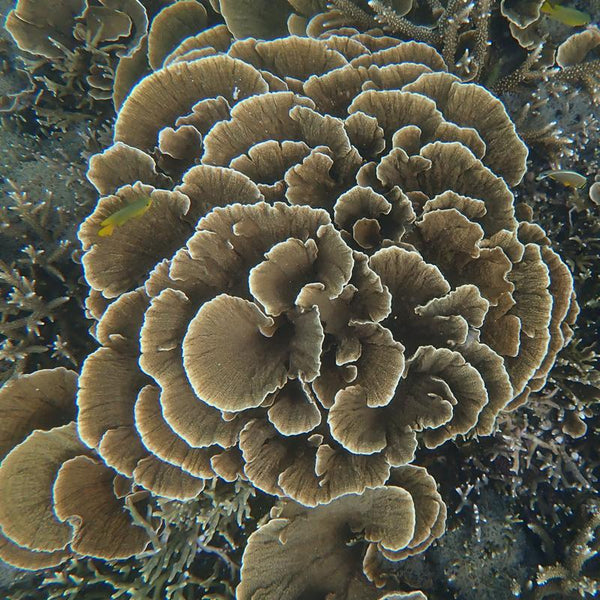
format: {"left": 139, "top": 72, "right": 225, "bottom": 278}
{"left": 0, "top": 1, "right": 599, "bottom": 599}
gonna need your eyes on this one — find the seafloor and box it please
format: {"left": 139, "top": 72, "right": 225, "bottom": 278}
{"left": 0, "top": 1, "right": 599, "bottom": 599}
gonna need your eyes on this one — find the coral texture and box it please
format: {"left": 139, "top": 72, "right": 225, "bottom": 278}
{"left": 0, "top": 29, "right": 577, "bottom": 599}
{"left": 113, "top": 0, "right": 231, "bottom": 109}
{"left": 238, "top": 466, "right": 445, "bottom": 599}
{"left": 0, "top": 368, "right": 150, "bottom": 569}
{"left": 285, "top": 0, "right": 496, "bottom": 81}
{"left": 534, "top": 497, "right": 600, "bottom": 598}
{"left": 5, "top": 0, "right": 148, "bottom": 103}
{"left": 0, "top": 181, "right": 95, "bottom": 384}
{"left": 555, "top": 26, "right": 600, "bottom": 102}
{"left": 76, "top": 32, "right": 575, "bottom": 517}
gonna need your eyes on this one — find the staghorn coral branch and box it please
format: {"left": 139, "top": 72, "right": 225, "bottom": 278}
{"left": 424, "top": 0, "right": 445, "bottom": 15}
{"left": 327, "top": 0, "right": 378, "bottom": 29}
{"left": 469, "top": 0, "right": 493, "bottom": 81}
{"left": 534, "top": 499, "right": 600, "bottom": 598}
{"left": 556, "top": 58, "right": 600, "bottom": 104}
{"left": 439, "top": 0, "right": 473, "bottom": 68}
{"left": 369, "top": 0, "right": 441, "bottom": 45}
{"left": 492, "top": 42, "right": 549, "bottom": 93}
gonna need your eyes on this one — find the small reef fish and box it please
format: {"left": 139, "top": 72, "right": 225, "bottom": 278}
{"left": 98, "top": 195, "right": 153, "bottom": 236}
{"left": 536, "top": 169, "right": 587, "bottom": 188}
{"left": 540, "top": 1, "right": 591, "bottom": 26}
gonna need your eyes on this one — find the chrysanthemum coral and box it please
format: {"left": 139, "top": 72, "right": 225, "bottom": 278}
{"left": 78, "top": 34, "right": 575, "bottom": 517}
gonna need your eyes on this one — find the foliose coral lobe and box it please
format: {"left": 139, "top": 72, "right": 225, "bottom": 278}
{"left": 76, "top": 33, "right": 575, "bottom": 515}
{"left": 0, "top": 28, "right": 575, "bottom": 598}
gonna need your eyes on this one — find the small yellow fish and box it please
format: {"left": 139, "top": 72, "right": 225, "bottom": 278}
{"left": 540, "top": 1, "right": 591, "bottom": 27}
{"left": 98, "top": 195, "right": 153, "bottom": 237}
{"left": 536, "top": 169, "right": 587, "bottom": 188}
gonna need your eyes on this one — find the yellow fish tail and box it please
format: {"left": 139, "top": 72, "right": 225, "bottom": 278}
{"left": 98, "top": 223, "right": 115, "bottom": 237}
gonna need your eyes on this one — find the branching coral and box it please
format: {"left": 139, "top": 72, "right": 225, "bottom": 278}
{"left": 533, "top": 498, "right": 600, "bottom": 598}
{"left": 510, "top": 136, "right": 600, "bottom": 439}
{"left": 0, "top": 257, "right": 68, "bottom": 378}
{"left": 218, "top": 0, "right": 560, "bottom": 86}
{"left": 5, "top": 478, "right": 262, "bottom": 600}
{"left": 0, "top": 30, "right": 37, "bottom": 114}
{"left": 4, "top": 0, "right": 149, "bottom": 108}
{"left": 495, "top": 6, "right": 600, "bottom": 103}
{"left": 261, "top": 0, "right": 498, "bottom": 81}
{"left": 554, "top": 26, "right": 600, "bottom": 103}
{"left": 0, "top": 183, "right": 94, "bottom": 384}
{"left": 501, "top": 0, "right": 594, "bottom": 51}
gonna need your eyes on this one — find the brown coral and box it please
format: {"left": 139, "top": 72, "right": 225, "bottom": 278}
{"left": 500, "top": 0, "right": 547, "bottom": 49}
{"left": 113, "top": 0, "right": 233, "bottom": 109}
{"left": 77, "top": 288, "right": 214, "bottom": 500}
{"left": 555, "top": 26, "right": 600, "bottom": 102}
{"left": 0, "top": 368, "right": 150, "bottom": 569}
{"left": 74, "top": 34, "right": 575, "bottom": 519}
{"left": 279, "top": 0, "right": 497, "bottom": 82}
{"left": 498, "top": 3, "right": 599, "bottom": 100}
{"left": 0, "top": 367, "right": 77, "bottom": 460}
{"left": 0, "top": 185, "right": 95, "bottom": 384}
{"left": 5, "top": 0, "right": 148, "bottom": 103}
{"left": 237, "top": 465, "right": 442, "bottom": 600}
{"left": 501, "top": 0, "right": 592, "bottom": 51}
{"left": 213, "top": 0, "right": 293, "bottom": 40}
{"left": 500, "top": 0, "right": 545, "bottom": 30}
